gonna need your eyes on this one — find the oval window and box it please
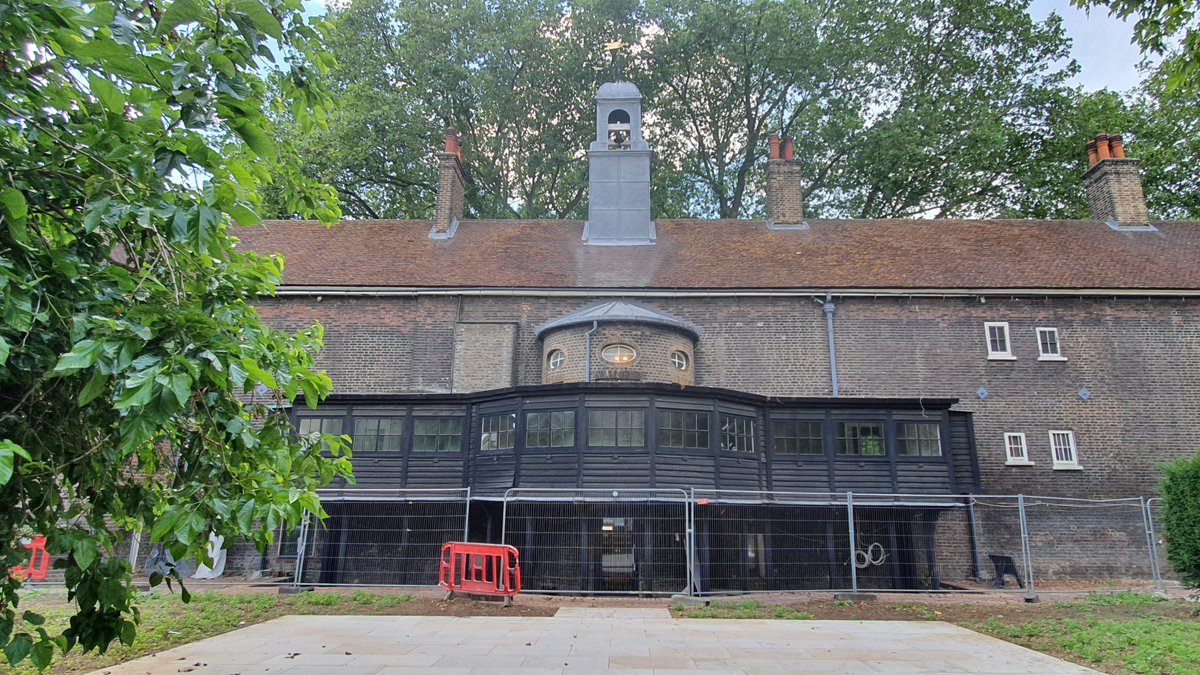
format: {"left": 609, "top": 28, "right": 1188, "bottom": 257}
{"left": 601, "top": 344, "right": 636, "bottom": 364}
{"left": 547, "top": 350, "right": 565, "bottom": 370}
{"left": 670, "top": 351, "right": 689, "bottom": 371}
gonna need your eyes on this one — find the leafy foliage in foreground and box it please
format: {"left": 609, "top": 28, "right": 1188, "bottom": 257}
{"left": 1159, "top": 452, "right": 1200, "bottom": 587}
{"left": 0, "top": 0, "right": 350, "bottom": 668}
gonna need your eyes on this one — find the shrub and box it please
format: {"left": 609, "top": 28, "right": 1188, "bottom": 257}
{"left": 1159, "top": 452, "right": 1200, "bottom": 587}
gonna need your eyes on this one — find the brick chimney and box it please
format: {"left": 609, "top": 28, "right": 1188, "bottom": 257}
{"left": 765, "top": 134, "right": 804, "bottom": 225}
{"left": 431, "top": 129, "right": 465, "bottom": 239}
{"left": 1083, "top": 133, "right": 1148, "bottom": 224}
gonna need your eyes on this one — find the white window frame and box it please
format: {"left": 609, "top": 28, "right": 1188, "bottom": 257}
{"left": 1048, "top": 430, "right": 1081, "bottom": 470}
{"left": 1036, "top": 327, "right": 1067, "bottom": 361}
{"left": 984, "top": 322, "right": 1015, "bottom": 360}
{"left": 1004, "top": 433, "right": 1032, "bottom": 465}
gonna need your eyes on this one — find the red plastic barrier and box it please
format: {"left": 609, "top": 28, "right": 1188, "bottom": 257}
{"left": 11, "top": 535, "right": 49, "bottom": 582}
{"left": 438, "top": 542, "right": 521, "bottom": 600}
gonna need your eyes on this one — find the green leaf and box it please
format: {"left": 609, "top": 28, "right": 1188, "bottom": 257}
{"left": 0, "top": 440, "right": 31, "bottom": 486}
{"left": 167, "top": 372, "right": 192, "bottom": 407}
{"left": 5, "top": 633, "right": 32, "bottom": 666}
{"left": 21, "top": 611, "right": 45, "bottom": 627}
{"left": 236, "top": 499, "right": 255, "bottom": 531}
{"left": 78, "top": 369, "right": 108, "bottom": 406}
{"left": 160, "top": 0, "right": 207, "bottom": 31}
{"left": 29, "top": 640, "right": 53, "bottom": 670}
{"left": 234, "top": 0, "right": 283, "bottom": 39}
{"left": 52, "top": 339, "right": 103, "bottom": 374}
{"left": 118, "top": 620, "right": 136, "bottom": 647}
{"left": 73, "top": 538, "right": 97, "bottom": 570}
{"left": 230, "top": 119, "right": 276, "bottom": 159}
{"left": 88, "top": 74, "right": 124, "bottom": 114}
{"left": 0, "top": 188, "right": 28, "bottom": 222}
{"left": 228, "top": 203, "right": 261, "bottom": 227}
{"left": 0, "top": 336, "right": 10, "bottom": 368}
{"left": 149, "top": 509, "right": 183, "bottom": 543}
{"left": 74, "top": 38, "right": 131, "bottom": 61}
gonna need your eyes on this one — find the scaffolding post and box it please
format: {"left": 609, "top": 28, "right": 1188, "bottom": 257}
{"left": 846, "top": 491, "right": 858, "bottom": 593}
{"left": 1017, "top": 494, "right": 1037, "bottom": 602}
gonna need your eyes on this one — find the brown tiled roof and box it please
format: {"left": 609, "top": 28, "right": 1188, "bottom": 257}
{"left": 235, "top": 219, "right": 1200, "bottom": 290}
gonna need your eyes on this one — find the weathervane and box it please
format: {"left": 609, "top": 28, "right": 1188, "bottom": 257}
{"left": 604, "top": 39, "right": 628, "bottom": 81}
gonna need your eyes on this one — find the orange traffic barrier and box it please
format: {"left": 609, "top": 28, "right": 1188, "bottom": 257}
{"left": 438, "top": 542, "right": 521, "bottom": 606}
{"left": 11, "top": 535, "right": 49, "bottom": 582}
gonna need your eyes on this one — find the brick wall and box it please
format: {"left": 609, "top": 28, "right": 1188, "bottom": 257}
{"left": 453, "top": 322, "right": 516, "bottom": 392}
{"left": 1083, "top": 158, "right": 1149, "bottom": 222}
{"left": 433, "top": 153, "right": 465, "bottom": 234}
{"left": 257, "top": 294, "right": 1200, "bottom": 498}
{"left": 765, "top": 159, "right": 805, "bottom": 223}
{"left": 541, "top": 321, "right": 695, "bottom": 385}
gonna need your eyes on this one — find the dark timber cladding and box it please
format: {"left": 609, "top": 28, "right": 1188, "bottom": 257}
{"left": 295, "top": 382, "right": 979, "bottom": 496}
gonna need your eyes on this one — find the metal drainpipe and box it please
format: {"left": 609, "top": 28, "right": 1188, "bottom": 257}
{"left": 823, "top": 293, "right": 839, "bottom": 397}
{"left": 584, "top": 321, "right": 599, "bottom": 382}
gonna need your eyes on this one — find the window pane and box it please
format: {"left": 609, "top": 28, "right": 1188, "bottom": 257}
{"left": 721, "top": 416, "right": 755, "bottom": 453}
{"left": 897, "top": 422, "right": 941, "bottom": 457}
{"left": 837, "top": 422, "right": 885, "bottom": 456}
{"left": 773, "top": 421, "right": 823, "bottom": 455}
{"left": 659, "top": 411, "right": 710, "bottom": 449}
{"left": 413, "top": 417, "right": 461, "bottom": 453}
{"left": 353, "top": 419, "right": 379, "bottom": 452}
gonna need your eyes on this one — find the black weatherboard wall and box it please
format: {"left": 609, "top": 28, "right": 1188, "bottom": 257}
{"left": 293, "top": 382, "right": 979, "bottom": 496}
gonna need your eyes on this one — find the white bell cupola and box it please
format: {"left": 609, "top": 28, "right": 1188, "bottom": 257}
{"left": 584, "top": 82, "right": 654, "bottom": 245}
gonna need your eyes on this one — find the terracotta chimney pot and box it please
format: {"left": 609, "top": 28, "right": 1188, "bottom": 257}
{"left": 1086, "top": 140, "right": 1099, "bottom": 167}
{"left": 782, "top": 138, "right": 794, "bottom": 161}
{"left": 1095, "top": 134, "right": 1111, "bottom": 160}
{"left": 768, "top": 134, "right": 780, "bottom": 160}
{"left": 1110, "top": 134, "right": 1126, "bottom": 158}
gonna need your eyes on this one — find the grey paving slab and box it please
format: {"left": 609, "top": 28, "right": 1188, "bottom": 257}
{"left": 88, "top": 610, "right": 1103, "bottom": 674}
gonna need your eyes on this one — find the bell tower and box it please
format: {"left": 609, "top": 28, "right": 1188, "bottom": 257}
{"left": 584, "top": 82, "right": 654, "bottom": 245}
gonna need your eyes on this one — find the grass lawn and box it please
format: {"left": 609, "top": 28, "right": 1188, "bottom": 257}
{"left": 671, "top": 592, "right": 1200, "bottom": 675}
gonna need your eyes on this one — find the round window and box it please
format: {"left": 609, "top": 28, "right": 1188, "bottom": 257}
{"left": 670, "top": 350, "right": 689, "bottom": 371}
{"left": 547, "top": 350, "right": 565, "bottom": 370}
{"left": 601, "top": 344, "right": 636, "bottom": 364}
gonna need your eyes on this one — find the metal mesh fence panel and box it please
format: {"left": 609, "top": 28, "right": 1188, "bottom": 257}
{"left": 692, "top": 490, "right": 851, "bottom": 593}
{"left": 1147, "top": 498, "right": 1170, "bottom": 588}
{"left": 501, "top": 489, "right": 689, "bottom": 594}
{"left": 849, "top": 494, "right": 973, "bottom": 592}
{"left": 1021, "top": 497, "right": 1156, "bottom": 588}
{"left": 959, "top": 496, "right": 1030, "bottom": 592}
{"left": 296, "top": 489, "right": 469, "bottom": 586}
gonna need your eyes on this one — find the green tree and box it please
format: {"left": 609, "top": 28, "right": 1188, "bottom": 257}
{"left": 289, "top": 0, "right": 1083, "bottom": 220}
{"left": 0, "top": 0, "right": 351, "bottom": 668}
{"left": 1159, "top": 452, "right": 1200, "bottom": 587}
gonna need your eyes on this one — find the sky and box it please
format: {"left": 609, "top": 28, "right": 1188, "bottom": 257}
{"left": 1028, "top": 0, "right": 1144, "bottom": 91}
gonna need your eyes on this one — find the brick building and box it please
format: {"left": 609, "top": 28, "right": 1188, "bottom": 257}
{"left": 236, "top": 83, "right": 1199, "bottom": 591}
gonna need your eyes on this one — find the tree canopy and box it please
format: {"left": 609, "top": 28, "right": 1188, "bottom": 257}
{"left": 1, "top": 0, "right": 350, "bottom": 668}
{"left": 272, "top": 0, "right": 1200, "bottom": 222}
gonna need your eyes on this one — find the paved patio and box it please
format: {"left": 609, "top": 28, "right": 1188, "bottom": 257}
{"left": 90, "top": 608, "right": 1101, "bottom": 674}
